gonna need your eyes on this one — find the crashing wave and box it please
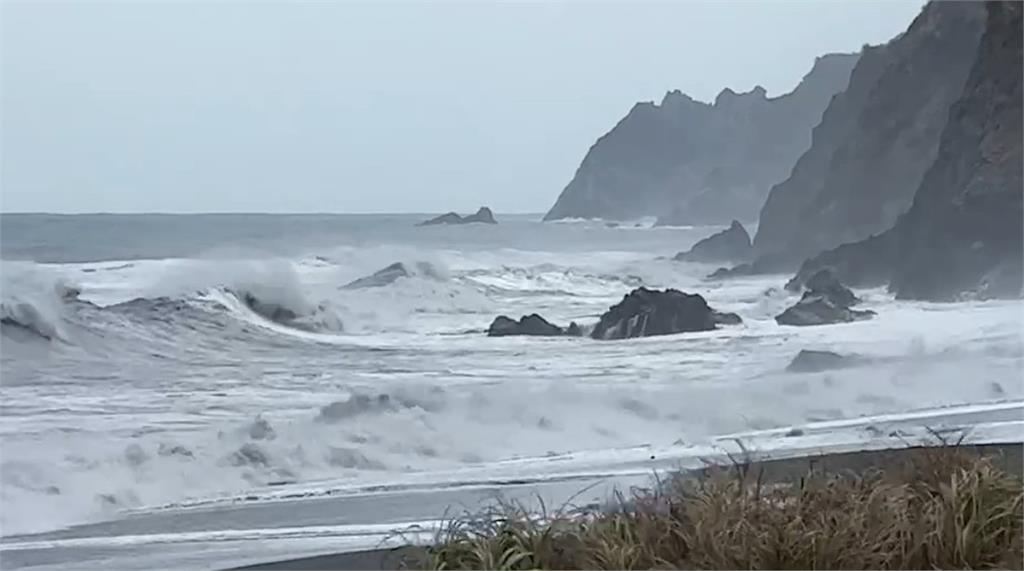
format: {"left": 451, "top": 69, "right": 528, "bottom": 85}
{"left": 316, "top": 389, "right": 444, "bottom": 422}
{"left": 1, "top": 262, "right": 78, "bottom": 341}
{"left": 342, "top": 261, "right": 444, "bottom": 289}
{"left": 232, "top": 289, "right": 344, "bottom": 333}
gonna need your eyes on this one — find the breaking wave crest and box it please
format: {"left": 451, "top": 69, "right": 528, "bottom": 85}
{"left": 1, "top": 262, "right": 79, "bottom": 342}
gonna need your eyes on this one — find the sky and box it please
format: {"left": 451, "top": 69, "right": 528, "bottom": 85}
{"left": 2, "top": 1, "right": 924, "bottom": 214}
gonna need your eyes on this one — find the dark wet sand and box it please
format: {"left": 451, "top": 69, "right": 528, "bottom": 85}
{"left": 235, "top": 442, "right": 1022, "bottom": 571}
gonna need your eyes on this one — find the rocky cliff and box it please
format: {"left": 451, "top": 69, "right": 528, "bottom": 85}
{"left": 790, "top": 1, "right": 1022, "bottom": 301}
{"left": 751, "top": 1, "right": 985, "bottom": 268}
{"left": 542, "top": 53, "right": 859, "bottom": 224}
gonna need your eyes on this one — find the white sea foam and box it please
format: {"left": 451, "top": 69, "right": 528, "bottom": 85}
{"left": 2, "top": 221, "right": 1022, "bottom": 537}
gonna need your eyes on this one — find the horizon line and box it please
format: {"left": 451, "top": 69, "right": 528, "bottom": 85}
{"left": 0, "top": 210, "right": 548, "bottom": 216}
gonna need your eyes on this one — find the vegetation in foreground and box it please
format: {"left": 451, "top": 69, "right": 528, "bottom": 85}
{"left": 421, "top": 447, "right": 1023, "bottom": 570}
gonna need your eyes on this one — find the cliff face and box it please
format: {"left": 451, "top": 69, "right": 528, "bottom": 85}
{"left": 890, "top": 0, "right": 1022, "bottom": 300}
{"left": 789, "top": 1, "right": 1022, "bottom": 301}
{"left": 542, "top": 53, "right": 859, "bottom": 223}
{"left": 751, "top": 1, "right": 985, "bottom": 267}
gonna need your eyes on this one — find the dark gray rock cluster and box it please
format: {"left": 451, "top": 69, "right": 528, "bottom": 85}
{"left": 775, "top": 269, "right": 875, "bottom": 326}
{"left": 487, "top": 314, "right": 581, "bottom": 337}
{"left": 486, "top": 288, "right": 741, "bottom": 341}
{"left": 419, "top": 207, "right": 497, "bottom": 226}
{"left": 591, "top": 287, "right": 741, "bottom": 340}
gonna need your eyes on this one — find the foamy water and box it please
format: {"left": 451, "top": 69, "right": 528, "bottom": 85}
{"left": 2, "top": 213, "right": 1021, "bottom": 537}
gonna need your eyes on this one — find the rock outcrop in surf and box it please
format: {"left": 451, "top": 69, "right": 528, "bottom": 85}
{"left": 674, "top": 220, "right": 752, "bottom": 263}
{"left": 786, "top": 349, "right": 861, "bottom": 373}
{"left": 543, "top": 53, "right": 858, "bottom": 224}
{"left": 487, "top": 314, "right": 582, "bottom": 337}
{"left": 591, "top": 287, "right": 741, "bottom": 340}
{"left": 418, "top": 207, "right": 497, "bottom": 226}
{"left": 775, "top": 269, "right": 874, "bottom": 326}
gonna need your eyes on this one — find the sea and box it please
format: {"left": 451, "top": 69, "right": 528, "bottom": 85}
{"left": 1, "top": 213, "right": 1021, "bottom": 568}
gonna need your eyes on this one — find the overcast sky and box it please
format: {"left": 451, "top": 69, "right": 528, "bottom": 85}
{"left": 2, "top": 1, "right": 923, "bottom": 214}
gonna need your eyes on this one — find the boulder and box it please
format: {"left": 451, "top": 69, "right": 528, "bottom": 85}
{"left": 775, "top": 269, "right": 874, "bottom": 326}
{"left": 591, "top": 287, "right": 741, "bottom": 340}
{"left": 487, "top": 314, "right": 579, "bottom": 337}
{"left": 674, "top": 220, "right": 752, "bottom": 263}
{"left": 803, "top": 268, "right": 859, "bottom": 307}
{"left": 786, "top": 350, "right": 858, "bottom": 373}
{"left": 775, "top": 298, "right": 875, "bottom": 326}
{"left": 418, "top": 207, "right": 497, "bottom": 226}
{"left": 711, "top": 310, "right": 743, "bottom": 326}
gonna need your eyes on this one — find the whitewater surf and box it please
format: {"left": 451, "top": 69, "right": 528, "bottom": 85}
{"left": 1, "top": 213, "right": 1020, "bottom": 567}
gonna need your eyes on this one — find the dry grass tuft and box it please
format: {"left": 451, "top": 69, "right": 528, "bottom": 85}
{"left": 422, "top": 447, "right": 1023, "bottom": 570}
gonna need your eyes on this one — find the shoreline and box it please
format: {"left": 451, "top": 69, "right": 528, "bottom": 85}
{"left": 234, "top": 441, "right": 1023, "bottom": 571}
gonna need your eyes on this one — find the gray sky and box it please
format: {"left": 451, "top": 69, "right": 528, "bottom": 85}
{"left": 2, "top": 1, "right": 923, "bottom": 214}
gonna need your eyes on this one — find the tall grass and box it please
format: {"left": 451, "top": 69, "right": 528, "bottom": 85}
{"left": 423, "top": 447, "right": 1023, "bottom": 570}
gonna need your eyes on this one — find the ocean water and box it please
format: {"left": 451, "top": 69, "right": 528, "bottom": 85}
{"left": 1, "top": 213, "right": 1021, "bottom": 538}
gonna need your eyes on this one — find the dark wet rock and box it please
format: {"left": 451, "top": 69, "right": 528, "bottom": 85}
{"left": 543, "top": 54, "right": 858, "bottom": 224}
{"left": 674, "top": 220, "right": 752, "bottom": 263}
{"left": 230, "top": 443, "right": 269, "bottom": 467}
{"left": 157, "top": 443, "right": 194, "bottom": 459}
{"left": 776, "top": 297, "right": 875, "bottom": 327}
{"left": 786, "top": 350, "right": 859, "bottom": 373}
{"left": 803, "top": 269, "right": 858, "bottom": 307}
{"left": 418, "top": 207, "right": 497, "bottom": 226}
{"left": 487, "top": 314, "right": 574, "bottom": 337}
{"left": 711, "top": 310, "right": 743, "bottom": 326}
{"left": 591, "top": 287, "right": 739, "bottom": 340}
{"left": 248, "top": 415, "right": 276, "bottom": 441}
{"left": 776, "top": 269, "right": 874, "bottom": 326}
